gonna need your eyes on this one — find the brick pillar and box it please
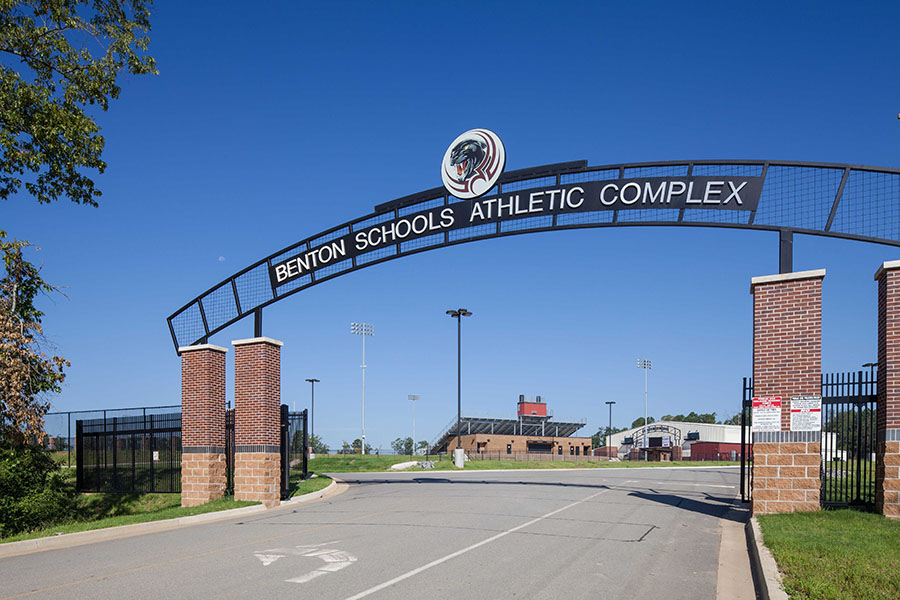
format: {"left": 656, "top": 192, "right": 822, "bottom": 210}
{"left": 233, "top": 337, "right": 283, "bottom": 507}
{"left": 750, "top": 269, "right": 824, "bottom": 515}
{"left": 875, "top": 261, "right": 900, "bottom": 519}
{"left": 179, "top": 344, "right": 227, "bottom": 507}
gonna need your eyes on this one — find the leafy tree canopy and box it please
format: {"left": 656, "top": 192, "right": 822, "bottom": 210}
{"left": 0, "top": 0, "right": 156, "bottom": 206}
{"left": 391, "top": 437, "right": 413, "bottom": 455}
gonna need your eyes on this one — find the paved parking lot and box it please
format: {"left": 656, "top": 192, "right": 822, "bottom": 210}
{"left": 0, "top": 467, "right": 746, "bottom": 600}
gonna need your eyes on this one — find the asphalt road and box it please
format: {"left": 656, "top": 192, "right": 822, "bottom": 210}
{"left": 0, "top": 466, "right": 744, "bottom": 600}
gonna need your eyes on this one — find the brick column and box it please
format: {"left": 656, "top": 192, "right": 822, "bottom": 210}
{"left": 233, "top": 337, "right": 283, "bottom": 507}
{"left": 179, "top": 344, "right": 227, "bottom": 507}
{"left": 875, "top": 261, "right": 900, "bottom": 519}
{"left": 750, "top": 269, "right": 824, "bottom": 515}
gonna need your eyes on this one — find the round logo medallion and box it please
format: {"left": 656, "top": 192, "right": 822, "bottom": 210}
{"left": 441, "top": 128, "right": 506, "bottom": 199}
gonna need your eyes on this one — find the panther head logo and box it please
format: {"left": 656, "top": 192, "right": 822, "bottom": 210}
{"left": 441, "top": 129, "right": 505, "bottom": 199}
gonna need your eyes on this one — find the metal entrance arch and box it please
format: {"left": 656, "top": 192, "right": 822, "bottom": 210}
{"left": 168, "top": 159, "right": 900, "bottom": 352}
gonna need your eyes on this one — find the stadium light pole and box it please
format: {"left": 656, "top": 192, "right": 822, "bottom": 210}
{"left": 605, "top": 401, "right": 616, "bottom": 453}
{"left": 409, "top": 394, "right": 420, "bottom": 456}
{"left": 446, "top": 308, "right": 472, "bottom": 458}
{"left": 637, "top": 359, "right": 652, "bottom": 460}
{"left": 351, "top": 322, "right": 374, "bottom": 454}
{"left": 305, "top": 378, "right": 319, "bottom": 445}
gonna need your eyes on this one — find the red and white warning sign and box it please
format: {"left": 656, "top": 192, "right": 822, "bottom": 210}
{"left": 751, "top": 397, "right": 782, "bottom": 432}
{"left": 790, "top": 395, "right": 822, "bottom": 432}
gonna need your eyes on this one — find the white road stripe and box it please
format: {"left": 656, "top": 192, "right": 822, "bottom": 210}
{"left": 342, "top": 487, "right": 610, "bottom": 600}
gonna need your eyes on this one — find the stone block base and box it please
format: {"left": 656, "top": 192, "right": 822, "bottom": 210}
{"left": 752, "top": 442, "right": 821, "bottom": 515}
{"left": 234, "top": 452, "right": 281, "bottom": 507}
{"left": 181, "top": 453, "right": 226, "bottom": 507}
{"left": 876, "top": 441, "right": 900, "bottom": 519}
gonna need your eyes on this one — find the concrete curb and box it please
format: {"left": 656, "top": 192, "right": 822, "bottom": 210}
{"left": 357, "top": 464, "right": 741, "bottom": 475}
{"left": 0, "top": 478, "right": 342, "bottom": 559}
{"left": 745, "top": 516, "right": 789, "bottom": 600}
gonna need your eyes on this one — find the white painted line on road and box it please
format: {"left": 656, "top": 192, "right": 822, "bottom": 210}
{"left": 341, "top": 487, "right": 610, "bottom": 600}
{"left": 255, "top": 554, "right": 285, "bottom": 566}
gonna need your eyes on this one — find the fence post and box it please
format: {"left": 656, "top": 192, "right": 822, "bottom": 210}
{"left": 75, "top": 420, "right": 83, "bottom": 492}
{"left": 149, "top": 414, "right": 155, "bottom": 493}
{"left": 302, "top": 409, "right": 309, "bottom": 479}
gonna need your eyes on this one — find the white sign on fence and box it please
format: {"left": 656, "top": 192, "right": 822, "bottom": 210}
{"left": 790, "top": 395, "right": 822, "bottom": 432}
{"left": 751, "top": 397, "right": 782, "bottom": 432}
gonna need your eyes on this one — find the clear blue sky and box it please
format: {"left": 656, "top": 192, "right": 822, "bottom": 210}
{"left": 5, "top": 1, "right": 900, "bottom": 450}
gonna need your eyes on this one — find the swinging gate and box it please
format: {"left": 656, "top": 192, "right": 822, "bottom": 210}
{"left": 741, "top": 370, "right": 878, "bottom": 510}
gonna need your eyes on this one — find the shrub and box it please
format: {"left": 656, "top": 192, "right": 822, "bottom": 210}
{"left": 0, "top": 442, "right": 75, "bottom": 537}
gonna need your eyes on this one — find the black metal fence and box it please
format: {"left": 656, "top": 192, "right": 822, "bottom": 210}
{"left": 740, "top": 370, "right": 878, "bottom": 511}
{"left": 45, "top": 405, "right": 179, "bottom": 467}
{"left": 740, "top": 377, "right": 753, "bottom": 503}
{"left": 76, "top": 412, "right": 182, "bottom": 493}
{"left": 282, "top": 407, "right": 308, "bottom": 499}
{"left": 821, "top": 371, "right": 877, "bottom": 510}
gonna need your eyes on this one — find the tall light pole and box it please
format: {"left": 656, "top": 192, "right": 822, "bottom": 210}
{"left": 305, "top": 378, "right": 319, "bottom": 447}
{"left": 637, "top": 359, "right": 652, "bottom": 460}
{"left": 446, "top": 308, "right": 472, "bottom": 465}
{"left": 605, "top": 401, "right": 616, "bottom": 454}
{"left": 409, "top": 394, "right": 420, "bottom": 456}
{"left": 351, "top": 322, "right": 374, "bottom": 454}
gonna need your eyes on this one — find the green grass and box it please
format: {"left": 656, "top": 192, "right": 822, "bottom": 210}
{"left": 758, "top": 510, "right": 900, "bottom": 600}
{"left": 310, "top": 454, "right": 739, "bottom": 472}
{"left": 1, "top": 495, "right": 257, "bottom": 544}
{"left": 288, "top": 471, "right": 333, "bottom": 497}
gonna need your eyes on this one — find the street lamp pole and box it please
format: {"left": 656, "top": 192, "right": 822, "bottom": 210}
{"left": 305, "top": 378, "right": 319, "bottom": 445}
{"left": 409, "top": 394, "right": 420, "bottom": 456}
{"left": 605, "top": 401, "right": 616, "bottom": 454}
{"left": 637, "top": 359, "right": 652, "bottom": 460}
{"left": 446, "top": 308, "right": 472, "bottom": 462}
{"left": 351, "top": 322, "right": 374, "bottom": 454}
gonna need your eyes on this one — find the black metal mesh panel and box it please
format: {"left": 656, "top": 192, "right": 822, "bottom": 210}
{"left": 235, "top": 263, "right": 273, "bottom": 312}
{"left": 449, "top": 223, "right": 496, "bottom": 241}
{"left": 452, "top": 187, "right": 496, "bottom": 202}
{"left": 501, "top": 176, "right": 556, "bottom": 192}
{"left": 357, "top": 246, "right": 397, "bottom": 265}
{"left": 200, "top": 282, "right": 239, "bottom": 332}
{"left": 560, "top": 169, "right": 618, "bottom": 184}
{"left": 683, "top": 208, "right": 751, "bottom": 225}
{"left": 692, "top": 164, "right": 764, "bottom": 177}
{"left": 400, "top": 233, "right": 444, "bottom": 252}
{"left": 623, "top": 165, "right": 688, "bottom": 178}
{"left": 753, "top": 166, "right": 844, "bottom": 230}
{"left": 556, "top": 211, "right": 614, "bottom": 225}
{"left": 310, "top": 227, "right": 349, "bottom": 247}
{"left": 617, "top": 208, "right": 681, "bottom": 222}
{"left": 271, "top": 243, "right": 308, "bottom": 266}
{"left": 275, "top": 274, "right": 311, "bottom": 295}
{"left": 352, "top": 212, "right": 395, "bottom": 231}
{"left": 500, "top": 215, "right": 553, "bottom": 232}
{"left": 314, "top": 258, "right": 352, "bottom": 279}
{"left": 831, "top": 170, "right": 900, "bottom": 241}
{"left": 171, "top": 302, "right": 205, "bottom": 348}
{"left": 399, "top": 197, "right": 444, "bottom": 217}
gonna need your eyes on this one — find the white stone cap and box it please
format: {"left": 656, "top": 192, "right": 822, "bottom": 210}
{"left": 750, "top": 269, "right": 826, "bottom": 294}
{"left": 874, "top": 260, "right": 900, "bottom": 280}
{"left": 178, "top": 343, "right": 228, "bottom": 354}
{"left": 232, "top": 336, "right": 284, "bottom": 347}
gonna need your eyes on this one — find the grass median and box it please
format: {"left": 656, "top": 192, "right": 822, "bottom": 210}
{"left": 757, "top": 509, "right": 900, "bottom": 600}
{"left": 311, "top": 454, "right": 738, "bottom": 472}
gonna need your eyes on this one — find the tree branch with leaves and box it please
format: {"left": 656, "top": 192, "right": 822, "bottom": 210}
{"left": 0, "top": 231, "right": 68, "bottom": 446}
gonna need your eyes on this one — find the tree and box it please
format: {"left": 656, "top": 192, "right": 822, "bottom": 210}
{"left": 340, "top": 440, "right": 352, "bottom": 454}
{"left": 631, "top": 416, "right": 655, "bottom": 428}
{"left": 391, "top": 437, "right": 413, "bottom": 456}
{"left": 350, "top": 438, "right": 372, "bottom": 454}
{"left": 592, "top": 426, "right": 625, "bottom": 448}
{"left": 721, "top": 413, "right": 742, "bottom": 426}
{"left": 308, "top": 433, "right": 328, "bottom": 455}
{"left": 416, "top": 440, "right": 428, "bottom": 454}
{"left": 0, "top": 232, "right": 68, "bottom": 446}
{"left": 0, "top": 1, "right": 157, "bottom": 206}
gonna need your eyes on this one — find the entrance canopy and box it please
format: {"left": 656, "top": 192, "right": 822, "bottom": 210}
{"left": 168, "top": 159, "right": 900, "bottom": 352}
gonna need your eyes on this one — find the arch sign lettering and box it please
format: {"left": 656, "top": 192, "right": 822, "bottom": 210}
{"left": 168, "top": 129, "right": 900, "bottom": 352}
